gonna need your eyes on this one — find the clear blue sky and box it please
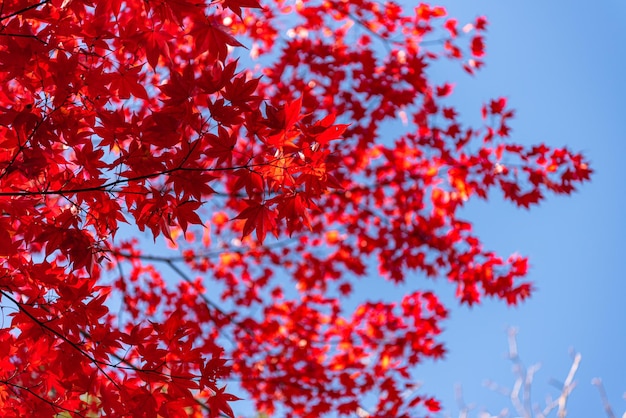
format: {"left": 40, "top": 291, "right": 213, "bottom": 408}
{"left": 409, "top": 1, "right": 625, "bottom": 416}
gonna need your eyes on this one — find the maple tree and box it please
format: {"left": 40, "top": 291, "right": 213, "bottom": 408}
{"left": 0, "top": 0, "right": 592, "bottom": 417}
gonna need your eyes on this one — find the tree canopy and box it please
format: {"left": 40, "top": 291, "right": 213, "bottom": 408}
{"left": 0, "top": 0, "right": 591, "bottom": 416}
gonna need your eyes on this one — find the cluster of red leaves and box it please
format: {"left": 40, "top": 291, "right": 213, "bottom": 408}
{"left": 0, "top": 0, "right": 591, "bottom": 417}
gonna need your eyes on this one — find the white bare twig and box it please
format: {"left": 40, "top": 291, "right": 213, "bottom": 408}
{"left": 591, "top": 378, "right": 616, "bottom": 418}
{"left": 454, "top": 329, "right": 619, "bottom": 418}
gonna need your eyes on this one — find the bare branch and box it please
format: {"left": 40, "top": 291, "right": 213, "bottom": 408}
{"left": 591, "top": 378, "right": 616, "bottom": 418}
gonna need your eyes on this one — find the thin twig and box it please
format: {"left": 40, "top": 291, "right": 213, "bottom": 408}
{"left": 591, "top": 378, "right": 616, "bottom": 418}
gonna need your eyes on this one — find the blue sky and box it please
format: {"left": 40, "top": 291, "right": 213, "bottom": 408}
{"left": 409, "top": 1, "right": 625, "bottom": 416}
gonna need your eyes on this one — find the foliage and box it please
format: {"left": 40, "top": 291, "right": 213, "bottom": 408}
{"left": 0, "top": 0, "right": 591, "bottom": 416}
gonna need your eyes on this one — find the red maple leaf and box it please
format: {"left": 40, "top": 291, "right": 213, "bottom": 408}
{"left": 222, "top": 0, "right": 262, "bottom": 20}
{"left": 234, "top": 200, "right": 277, "bottom": 242}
